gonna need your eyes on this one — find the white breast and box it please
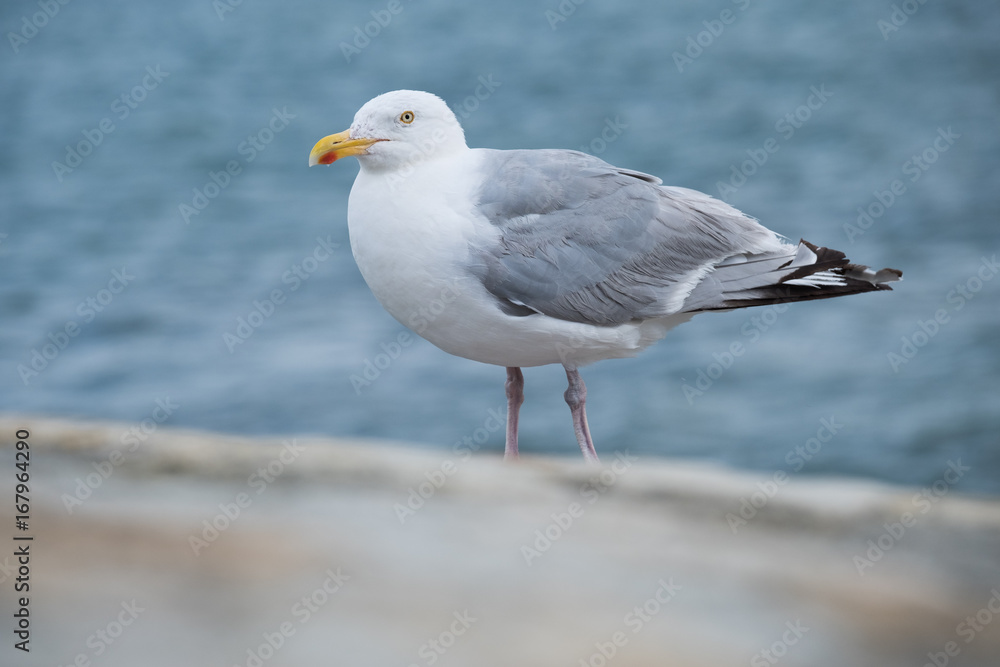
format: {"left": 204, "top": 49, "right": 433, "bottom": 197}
{"left": 348, "top": 150, "right": 491, "bottom": 341}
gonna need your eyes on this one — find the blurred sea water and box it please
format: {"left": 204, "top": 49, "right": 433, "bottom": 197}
{"left": 1, "top": 0, "right": 998, "bottom": 492}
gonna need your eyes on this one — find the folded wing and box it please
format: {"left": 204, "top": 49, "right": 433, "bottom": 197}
{"left": 470, "top": 149, "right": 900, "bottom": 326}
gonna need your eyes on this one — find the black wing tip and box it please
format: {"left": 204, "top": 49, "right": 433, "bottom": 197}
{"left": 798, "top": 239, "right": 903, "bottom": 286}
{"left": 699, "top": 240, "right": 902, "bottom": 311}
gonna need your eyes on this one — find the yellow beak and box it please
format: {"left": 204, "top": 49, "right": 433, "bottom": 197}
{"left": 308, "top": 129, "right": 383, "bottom": 166}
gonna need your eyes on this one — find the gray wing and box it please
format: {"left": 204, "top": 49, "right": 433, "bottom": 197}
{"left": 469, "top": 149, "right": 782, "bottom": 326}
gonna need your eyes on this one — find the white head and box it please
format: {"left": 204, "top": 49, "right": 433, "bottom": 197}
{"left": 308, "top": 90, "right": 468, "bottom": 173}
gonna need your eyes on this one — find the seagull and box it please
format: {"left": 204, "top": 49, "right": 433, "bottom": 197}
{"left": 309, "top": 90, "right": 901, "bottom": 463}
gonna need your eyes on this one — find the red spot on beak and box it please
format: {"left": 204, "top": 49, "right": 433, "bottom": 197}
{"left": 317, "top": 151, "right": 339, "bottom": 165}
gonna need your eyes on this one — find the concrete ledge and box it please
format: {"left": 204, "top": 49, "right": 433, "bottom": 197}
{"left": 2, "top": 414, "right": 999, "bottom": 667}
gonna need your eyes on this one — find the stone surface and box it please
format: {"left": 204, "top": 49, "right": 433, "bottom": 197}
{"left": 2, "top": 414, "right": 999, "bottom": 667}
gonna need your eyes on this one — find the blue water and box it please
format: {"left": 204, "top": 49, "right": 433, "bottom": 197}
{"left": 2, "top": 0, "right": 998, "bottom": 493}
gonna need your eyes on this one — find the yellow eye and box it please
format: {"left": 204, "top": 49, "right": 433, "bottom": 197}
{"left": 399, "top": 110, "right": 415, "bottom": 124}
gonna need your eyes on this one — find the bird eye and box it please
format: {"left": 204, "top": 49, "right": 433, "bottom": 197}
{"left": 399, "top": 111, "right": 415, "bottom": 124}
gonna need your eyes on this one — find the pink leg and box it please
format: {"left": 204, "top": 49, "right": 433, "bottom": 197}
{"left": 564, "top": 367, "right": 599, "bottom": 463}
{"left": 504, "top": 367, "right": 524, "bottom": 461}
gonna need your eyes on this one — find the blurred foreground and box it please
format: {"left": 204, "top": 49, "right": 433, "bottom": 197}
{"left": 2, "top": 415, "right": 999, "bottom": 667}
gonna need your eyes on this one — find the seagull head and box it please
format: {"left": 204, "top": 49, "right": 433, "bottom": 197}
{"left": 309, "top": 90, "right": 467, "bottom": 172}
